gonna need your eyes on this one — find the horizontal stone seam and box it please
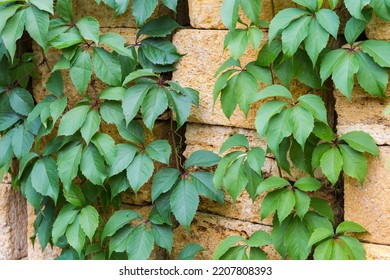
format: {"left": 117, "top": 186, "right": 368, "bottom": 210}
{"left": 196, "top": 210, "right": 272, "bottom": 228}
{"left": 360, "top": 240, "right": 390, "bottom": 247}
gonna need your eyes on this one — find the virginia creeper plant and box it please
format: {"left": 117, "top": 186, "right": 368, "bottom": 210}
{"left": 0, "top": 0, "right": 387, "bottom": 260}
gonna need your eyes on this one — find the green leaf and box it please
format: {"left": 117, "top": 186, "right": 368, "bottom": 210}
{"left": 245, "top": 63, "right": 272, "bottom": 85}
{"left": 260, "top": 189, "right": 283, "bottom": 220}
{"left": 240, "top": 0, "right": 261, "bottom": 23}
{"left": 92, "top": 47, "right": 122, "bottom": 86}
{"left": 213, "top": 151, "right": 242, "bottom": 190}
{"left": 146, "top": 140, "right": 171, "bottom": 164}
{"left": 132, "top": 0, "right": 158, "bottom": 26}
{"left": 122, "top": 69, "right": 157, "bottom": 85}
{"left": 80, "top": 205, "right": 99, "bottom": 241}
{"left": 185, "top": 150, "right": 221, "bottom": 169}
{"left": 223, "top": 157, "right": 248, "bottom": 202}
{"left": 246, "top": 147, "right": 265, "bottom": 175}
{"left": 220, "top": 245, "right": 248, "bottom": 260}
{"left": 25, "top": 6, "right": 49, "bottom": 50}
{"left": 256, "top": 40, "right": 282, "bottom": 67}
{"left": 344, "top": 0, "right": 370, "bottom": 20}
{"left": 11, "top": 125, "right": 33, "bottom": 159}
{"left": 166, "top": 88, "right": 193, "bottom": 129}
{"left": 284, "top": 216, "right": 311, "bottom": 259}
{"left": 122, "top": 84, "right": 151, "bottom": 125}
{"left": 152, "top": 168, "right": 180, "bottom": 202}
{"left": 141, "top": 86, "right": 168, "bottom": 131}
{"left": 344, "top": 12, "right": 371, "bottom": 44}
{"left": 269, "top": 8, "right": 310, "bottom": 43}
{"left": 108, "top": 172, "right": 130, "bottom": 199}
{"left": 227, "top": 29, "right": 248, "bottom": 60}
{"left": 140, "top": 38, "right": 182, "bottom": 65}
{"left": 256, "top": 85, "right": 293, "bottom": 101}
{"left": 371, "top": 0, "right": 390, "bottom": 21}
{"left": 171, "top": 179, "right": 199, "bottom": 230}
{"left": 310, "top": 198, "right": 335, "bottom": 222}
{"left": 220, "top": 74, "right": 238, "bottom": 118}
{"left": 220, "top": 0, "right": 239, "bottom": 30}
{"left": 63, "top": 183, "right": 85, "bottom": 206}
{"left": 360, "top": 40, "right": 390, "bottom": 68}
{"left": 126, "top": 153, "right": 154, "bottom": 193}
{"left": 212, "top": 235, "right": 245, "bottom": 260}
{"left": 76, "top": 16, "right": 99, "bottom": 45}
{"left": 258, "top": 176, "right": 291, "bottom": 193}
{"left": 246, "top": 231, "right": 272, "bottom": 247}
{"left": 0, "top": 131, "right": 14, "bottom": 169}
{"left": 339, "top": 144, "right": 367, "bottom": 185}
{"left": 10, "top": 88, "right": 34, "bottom": 116}
{"left": 80, "top": 110, "right": 100, "bottom": 144}
{"left": 265, "top": 108, "right": 293, "bottom": 157}
{"left": 332, "top": 52, "right": 359, "bottom": 99}
{"left": 294, "top": 189, "right": 311, "bottom": 219}
{"left": 31, "top": 157, "right": 60, "bottom": 203}
{"left": 100, "top": 101, "right": 123, "bottom": 124}
{"left": 338, "top": 236, "right": 366, "bottom": 260}
{"left": 80, "top": 144, "right": 107, "bottom": 186}
{"left": 58, "top": 105, "right": 89, "bottom": 136}
{"left": 339, "top": 131, "right": 379, "bottom": 156}
{"left": 304, "top": 18, "right": 329, "bottom": 65}
{"left": 312, "top": 142, "right": 332, "bottom": 169}
{"left": 219, "top": 134, "right": 249, "bottom": 154}
{"left": 336, "top": 221, "right": 367, "bottom": 234}
{"left": 56, "top": 0, "right": 72, "bottom": 21}
{"left": 328, "top": 0, "right": 339, "bottom": 9}
{"left": 297, "top": 94, "right": 327, "bottom": 124}
{"left": 320, "top": 49, "right": 346, "bottom": 83}
{"left": 320, "top": 147, "right": 343, "bottom": 185}
{"left": 99, "top": 87, "right": 126, "bottom": 101}
{"left": 315, "top": 9, "right": 340, "bottom": 39}
{"left": 249, "top": 247, "right": 267, "bottom": 260}
{"left": 309, "top": 227, "right": 334, "bottom": 246}
{"left": 178, "top": 243, "right": 203, "bottom": 260}
{"left": 70, "top": 50, "right": 92, "bottom": 94}
{"left": 191, "top": 171, "right": 224, "bottom": 203}
{"left": 58, "top": 143, "right": 83, "bottom": 189}
{"left": 0, "top": 4, "right": 23, "bottom": 34}
{"left": 313, "top": 239, "right": 333, "bottom": 259}
{"left": 30, "top": 0, "right": 54, "bottom": 14}
{"left": 2, "top": 9, "right": 25, "bottom": 60}
{"left": 161, "top": 0, "right": 177, "bottom": 11}
{"left": 101, "top": 210, "right": 140, "bottom": 241}
{"left": 151, "top": 224, "right": 173, "bottom": 253}
{"left": 295, "top": 177, "right": 322, "bottom": 191}
{"left": 281, "top": 15, "right": 311, "bottom": 57}
{"left": 356, "top": 51, "right": 388, "bottom": 97}
{"left": 313, "top": 122, "right": 335, "bottom": 141}
{"left": 109, "top": 144, "right": 137, "bottom": 177}
{"left": 91, "top": 132, "right": 117, "bottom": 166}
{"left": 99, "top": 32, "right": 134, "bottom": 58}
{"left": 277, "top": 188, "right": 296, "bottom": 222}
{"left": 248, "top": 27, "right": 263, "bottom": 50}
{"left": 116, "top": 120, "right": 145, "bottom": 144}
{"left": 138, "top": 16, "right": 180, "bottom": 38}
{"left": 255, "top": 101, "right": 288, "bottom": 138}
{"left": 109, "top": 225, "right": 131, "bottom": 255}
{"left": 290, "top": 106, "right": 314, "bottom": 149}
{"left": 234, "top": 71, "right": 258, "bottom": 116}
{"left": 52, "top": 204, "right": 79, "bottom": 243}
{"left": 50, "top": 29, "right": 84, "bottom": 49}
{"left": 293, "top": 0, "right": 317, "bottom": 10}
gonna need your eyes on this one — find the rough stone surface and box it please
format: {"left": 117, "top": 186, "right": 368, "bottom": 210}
{"left": 27, "top": 205, "right": 61, "bottom": 260}
{"left": 344, "top": 147, "right": 390, "bottom": 246}
{"left": 171, "top": 212, "right": 281, "bottom": 260}
{"left": 366, "top": 15, "right": 390, "bottom": 41}
{"left": 0, "top": 175, "right": 27, "bottom": 260}
{"left": 335, "top": 85, "right": 390, "bottom": 145}
{"left": 187, "top": 0, "right": 335, "bottom": 29}
{"left": 74, "top": 0, "right": 171, "bottom": 28}
{"left": 364, "top": 243, "right": 390, "bottom": 260}
{"left": 172, "top": 29, "right": 324, "bottom": 129}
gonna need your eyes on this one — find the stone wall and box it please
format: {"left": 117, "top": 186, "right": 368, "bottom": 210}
{"left": 1, "top": 0, "right": 389, "bottom": 260}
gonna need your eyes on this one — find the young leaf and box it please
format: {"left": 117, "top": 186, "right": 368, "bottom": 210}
{"left": 281, "top": 16, "right": 311, "bottom": 57}
{"left": 332, "top": 52, "right": 359, "bottom": 99}
{"left": 57, "top": 143, "right": 83, "bottom": 189}
{"left": 58, "top": 105, "right": 89, "bottom": 136}
{"left": 109, "top": 144, "right": 138, "bottom": 177}
{"left": 132, "top": 0, "right": 158, "bottom": 26}
{"left": 255, "top": 101, "right": 288, "bottom": 138}
{"left": 76, "top": 16, "right": 100, "bottom": 45}
{"left": 101, "top": 210, "right": 140, "bottom": 241}
{"left": 339, "top": 131, "right": 379, "bottom": 156}
{"left": 80, "top": 205, "right": 99, "bottom": 241}
{"left": 31, "top": 157, "right": 60, "bottom": 203}
{"left": 151, "top": 168, "right": 180, "bottom": 202}
{"left": 220, "top": 0, "right": 239, "bottom": 30}
{"left": 80, "top": 144, "right": 107, "bottom": 186}
{"left": 127, "top": 226, "right": 154, "bottom": 260}
{"left": 185, "top": 150, "right": 221, "bottom": 169}
{"left": 80, "top": 110, "right": 100, "bottom": 144}
{"left": 320, "top": 147, "right": 343, "bottom": 185}
{"left": 284, "top": 216, "right": 311, "bottom": 260}
{"left": 212, "top": 235, "right": 245, "bottom": 260}
{"left": 52, "top": 204, "right": 79, "bottom": 243}
{"left": 339, "top": 144, "right": 367, "bottom": 185}
{"left": 336, "top": 221, "right": 367, "bottom": 234}
{"left": 126, "top": 153, "right": 154, "bottom": 193}
{"left": 70, "top": 50, "right": 92, "bottom": 94}
{"left": 92, "top": 47, "right": 122, "bottom": 86}
{"left": 141, "top": 86, "right": 168, "bottom": 131}
{"left": 146, "top": 140, "right": 171, "bottom": 164}
{"left": 170, "top": 179, "right": 199, "bottom": 230}
{"left": 178, "top": 243, "right": 204, "bottom": 260}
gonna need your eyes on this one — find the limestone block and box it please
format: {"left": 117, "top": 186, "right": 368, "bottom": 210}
{"left": 366, "top": 15, "right": 390, "bottom": 41}
{"left": 188, "top": 0, "right": 336, "bottom": 29}
{"left": 171, "top": 212, "right": 281, "bottom": 260}
{"left": 335, "top": 86, "right": 390, "bottom": 145}
{"left": 27, "top": 205, "right": 61, "bottom": 260}
{"left": 172, "top": 29, "right": 319, "bottom": 129}
{"left": 364, "top": 243, "right": 390, "bottom": 260}
{"left": 344, "top": 147, "right": 390, "bottom": 246}
{"left": 0, "top": 175, "right": 27, "bottom": 260}
{"left": 73, "top": 0, "right": 171, "bottom": 28}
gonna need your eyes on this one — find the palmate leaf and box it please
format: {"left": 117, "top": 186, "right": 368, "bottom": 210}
{"left": 281, "top": 16, "right": 311, "bottom": 57}
{"left": 151, "top": 168, "right": 180, "bottom": 202}
{"left": 101, "top": 210, "right": 140, "bottom": 241}
{"left": 2, "top": 9, "right": 26, "bottom": 61}
{"left": 332, "top": 52, "right": 359, "bottom": 99}
{"left": 223, "top": 156, "right": 247, "bottom": 202}
{"left": 57, "top": 143, "right": 83, "bottom": 190}
{"left": 226, "top": 29, "right": 248, "bottom": 60}
{"left": 80, "top": 144, "right": 107, "bottom": 186}
{"left": 31, "top": 157, "right": 60, "bottom": 203}
{"left": 145, "top": 140, "right": 171, "bottom": 164}
{"left": 339, "top": 131, "right": 379, "bottom": 156}
{"left": 80, "top": 205, "right": 99, "bottom": 241}
{"left": 109, "top": 144, "right": 137, "bottom": 177}
{"left": 126, "top": 153, "right": 154, "bottom": 193}
{"left": 339, "top": 144, "right": 367, "bottom": 185}
{"left": 76, "top": 16, "right": 99, "bottom": 45}
{"left": 255, "top": 101, "right": 287, "bottom": 139}
{"left": 304, "top": 18, "right": 329, "bottom": 65}
{"left": 141, "top": 86, "right": 168, "bottom": 131}
{"left": 290, "top": 106, "right": 314, "bottom": 149}
{"left": 320, "top": 147, "right": 343, "bottom": 185}
{"left": 70, "top": 50, "right": 92, "bottom": 94}
{"left": 25, "top": 6, "right": 50, "bottom": 51}
{"left": 92, "top": 47, "right": 122, "bottom": 86}
{"left": 284, "top": 216, "right": 311, "bottom": 260}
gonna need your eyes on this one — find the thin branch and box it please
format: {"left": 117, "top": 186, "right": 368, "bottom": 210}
{"left": 11, "top": 60, "right": 45, "bottom": 89}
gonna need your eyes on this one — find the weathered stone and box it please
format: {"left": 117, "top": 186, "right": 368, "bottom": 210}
{"left": 188, "top": 0, "right": 335, "bottom": 29}
{"left": 171, "top": 212, "right": 281, "bottom": 260}
{"left": 364, "top": 243, "right": 390, "bottom": 260}
{"left": 73, "top": 0, "right": 171, "bottom": 28}
{"left": 27, "top": 205, "right": 61, "bottom": 260}
{"left": 0, "top": 176, "right": 27, "bottom": 260}
{"left": 366, "top": 15, "right": 390, "bottom": 41}
{"left": 344, "top": 147, "right": 390, "bottom": 246}
{"left": 172, "top": 29, "right": 323, "bottom": 129}
{"left": 335, "top": 85, "right": 390, "bottom": 145}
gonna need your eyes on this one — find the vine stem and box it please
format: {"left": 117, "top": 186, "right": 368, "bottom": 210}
{"left": 270, "top": 0, "right": 276, "bottom": 18}
{"left": 40, "top": 46, "right": 52, "bottom": 72}
{"left": 11, "top": 60, "right": 45, "bottom": 89}
{"left": 170, "top": 112, "right": 181, "bottom": 171}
